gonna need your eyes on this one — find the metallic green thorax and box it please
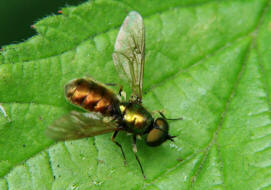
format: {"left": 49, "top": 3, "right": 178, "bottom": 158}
{"left": 119, "top": 102, "right": 153, "bottom": 134}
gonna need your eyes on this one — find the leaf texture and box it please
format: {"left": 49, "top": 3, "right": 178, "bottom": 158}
{"left": 1, "top": 0, "right": 271, "bottom": 189}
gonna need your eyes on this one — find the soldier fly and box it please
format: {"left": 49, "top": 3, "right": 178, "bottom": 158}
{"left": 46, "top": 11, "right": 181, "bottom": 178}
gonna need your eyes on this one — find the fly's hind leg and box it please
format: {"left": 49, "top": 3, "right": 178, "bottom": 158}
{"left": 112, "top": 130, "right": 127, "bottom": 166}
{"left": 132, "top": 135, "right": 146, "bottom": 179}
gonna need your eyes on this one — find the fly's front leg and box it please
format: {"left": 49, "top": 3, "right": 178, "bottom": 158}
{"left": 132, "top": 135, "right": 146, "bottom": 179}
{"left": 118, "top": 86, "right": 126, "bottom": 101}
{"left": 112, "top": 130, "right": 127, "bottom": 166}
{"left": 155, "top": 111, "right": 183, "bottom": 121}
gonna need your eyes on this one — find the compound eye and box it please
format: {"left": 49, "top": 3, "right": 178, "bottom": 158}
{"left": 146, "top": 128, "right": 167, "bottom": 146}
{"left": 146, "top": 118, "right": 169, "bottom": 147}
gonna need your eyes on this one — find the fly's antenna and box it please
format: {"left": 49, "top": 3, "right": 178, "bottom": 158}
{"left": 167, "top": 135, "right": 177, "bottom": 142}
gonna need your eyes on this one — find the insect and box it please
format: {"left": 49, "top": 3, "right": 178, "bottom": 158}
{"left": 46, "top": 11, "right": 181, "bottom": 178}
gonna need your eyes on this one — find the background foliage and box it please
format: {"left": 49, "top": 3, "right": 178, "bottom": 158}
{"left": 0, "top": 0, "right": 86, "bottom": 47}
{"left": 0, "top": 0, "right": 271, "bottom": 189}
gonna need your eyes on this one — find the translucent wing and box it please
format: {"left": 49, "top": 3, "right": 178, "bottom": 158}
{"left": 46, "top": 111, "right": 118, "bottom": 141}
{"left": 113, "top": 11, "right": 145, "bottom": 102}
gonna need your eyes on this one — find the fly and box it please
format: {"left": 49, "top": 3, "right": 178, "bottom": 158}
{"left": 46, "top": 11, "right": 182, "bottom": 178}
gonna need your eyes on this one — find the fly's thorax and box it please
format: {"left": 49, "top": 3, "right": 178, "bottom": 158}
{"left": 65, "top": 78, "right": 120, "bottom": 116}
{"left": 120, "top": 102, "right": 153, "bottom": 134}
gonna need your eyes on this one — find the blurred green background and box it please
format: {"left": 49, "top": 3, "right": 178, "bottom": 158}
{"left": 0, "top": 0, "right": 87, "bottom": 48}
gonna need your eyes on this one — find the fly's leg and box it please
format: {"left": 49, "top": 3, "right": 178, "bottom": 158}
{"left": 132, "top": 135, "right": 146, "bottom": 179}
{"left": 112, "top": 130, "right": 127, "bottom": 166}
{"left": 118, "top": 86, "right": 126, "bottom": 101}
{"left": 158, "top": 111, "right": 183, "bottom": 121}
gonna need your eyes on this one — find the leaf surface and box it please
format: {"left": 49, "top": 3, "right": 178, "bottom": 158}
{"left": 1, "top": 0, "right": 271, "bottom": 189}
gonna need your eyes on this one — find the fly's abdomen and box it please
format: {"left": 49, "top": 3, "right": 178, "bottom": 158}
{"left": 65, "top": 78, "right": 120, "bottom": 116}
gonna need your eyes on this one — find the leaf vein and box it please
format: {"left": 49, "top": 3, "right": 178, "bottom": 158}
{"left": 93, "top": 137, "right": 99, "bottom": 178}
{"left": 256, "top": 0, "right": 271, "bottom": 124}
{"left": 3, "top": 177, "right": 9, "bottom": 190}
{"left": 142, "top": 152, "right": 198, "bottom": 189}
{"left": 145, "top": 35, "right": 251, "bottom": 94}
{"left": 24, "top": 162, "right": 34, "bottom": 190}
{"left": 143, "top": 1, "right": 270, "bottom": 187}
{"left": 62, "top": 142, "right": 80, "bottom": 168}
{"left": 190, "top": 39, "right": 251, "bottom": 190}
{"left": 47, "top": 150, "right": 56, "bottom": 190}
{"left": 188, "top": 0, "right": 271, "bottom": 183}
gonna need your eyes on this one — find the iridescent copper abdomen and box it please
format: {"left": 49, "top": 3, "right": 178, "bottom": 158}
{"left": 65, "top": 78, "right": 120, "bottom": 116}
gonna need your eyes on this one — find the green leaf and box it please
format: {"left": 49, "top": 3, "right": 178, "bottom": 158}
{"left": 1, "top": 0, "right": 271, "bottom": 189}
